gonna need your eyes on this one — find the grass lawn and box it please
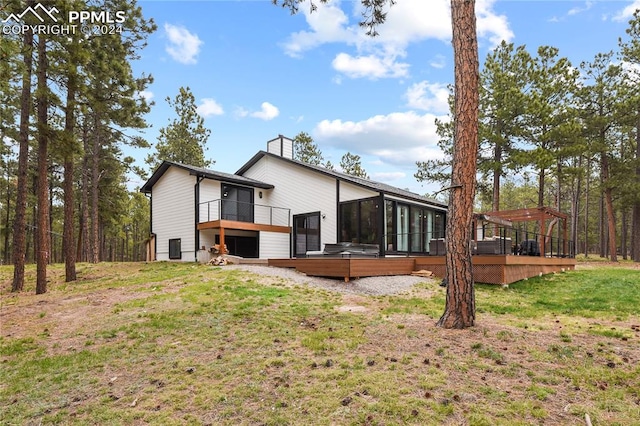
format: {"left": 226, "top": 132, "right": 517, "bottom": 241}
{"left": 1, "top": 261, "right": 639, "bottom": 425}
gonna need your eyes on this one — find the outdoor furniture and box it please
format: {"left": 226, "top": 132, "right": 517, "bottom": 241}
{"left": 477, "top": 237, "right": 511, "bottom": 255}
{"left": 429, "top": 238, "right": 446, "bottom": 255}
{"left": 306, "top": 242, "right": 379, "bottom": 258}
{"left": 519, "top": 239, "right": 540, "bottom": 256}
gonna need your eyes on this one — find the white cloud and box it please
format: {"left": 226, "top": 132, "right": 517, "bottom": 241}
{"left": 613, "top": 0, "right": 640, "bottom": 21}
{"left": 371, "top": 171, "right": 406, "bottom": 182}
{"left": 281, "top": 0, "right": 513, "bottom": 80}
{"left": 197, "top": 98, "right": 224, "bottom": 117}
{"left": 235, "top": 102, "right": 280, "bottom": 121}
{"left": 314, "top": 111, "right": 447, "bottom": 166}
{"left": 234, "top": 106, "right": 249, "bottom": 118}
{"left": 136, "top": 90, "right": 154, "bottom": 101}
{"left": 332, "top": 52, "right": 409, "bottom": 79}
{"left": 476, "top": 0, "right": 514, "bottom": 46}
{"left": 164, "top": 23, "right": 203, "bottom": 65}
{"left": 568, "top": 1, "right": 593, "bottom": 16}
{"left": 429, "top": 54, "right": 446, "bottom": 69}
{"left": 405, "top": 81, "right": 450, "bottom": 114}
{"left": 282, "top": 1, "right": 356, "bottom": 58}
{"left": 251, "top": 102, "right": 280, "bottom": 120}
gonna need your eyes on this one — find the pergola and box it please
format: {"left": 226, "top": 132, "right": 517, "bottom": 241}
{"left": 475, "top": 207, "right": 569, "bottom": 257}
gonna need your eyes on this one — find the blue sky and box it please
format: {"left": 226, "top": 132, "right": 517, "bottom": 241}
{"left": 127, "top": 0, "right": 640, "bottom": 194}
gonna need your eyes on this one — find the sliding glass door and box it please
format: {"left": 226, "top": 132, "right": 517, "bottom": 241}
{"left": 293, "top": 212, "right": 321, "bottom": 257}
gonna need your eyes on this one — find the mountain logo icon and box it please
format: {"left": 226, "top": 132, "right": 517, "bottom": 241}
{"left": 2, "top": 3, "right": 59, "bottom": 23}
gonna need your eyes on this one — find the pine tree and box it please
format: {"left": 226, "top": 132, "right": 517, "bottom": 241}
{"left": 79, "top": 0, "right": 155, "bottom": 262}
{"left": 0, "top": 30, "right": 20, "bottom": 266}
{"left": 479, "top": 42, "right": 529, "bottom": 212}
{"left": 34, "top": 33, "right": 50, "bottom": 294}
{"left": 147, "top": 86, "right": 212, "bottom": 170}
{"left": 520, "top": 46, "right": 580, "bottom": 208}
{"left": 293, "top": 132, "right": 324, "bottom": 165}
{"left": 578, "top": 52, "right": 624, "bottom": 262}
{"left": 11, "top": 0, "right": 35, "bottom": 292}
{"left": 340, "top": 152, "right": 369, "bottom": 179}
{"left": 619, "top": 10, "right": 640, "bottom": 262}
{"left": 436, "top": 0, "right": 479, "bottom": 329}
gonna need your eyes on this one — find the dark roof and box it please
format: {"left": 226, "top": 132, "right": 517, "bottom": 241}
{"left": 236, "top": 151, "right": 447, "bottom": 210}
{"left": 140, "top": 161, "right": 274, "bottom": 194}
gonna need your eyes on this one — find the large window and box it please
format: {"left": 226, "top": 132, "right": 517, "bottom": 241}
{"left": 385, "top": 200, "right": 394, "bottom": 251}
{"left": 410, "top": 208, "right": 423, "bottom": 252}
{"left": 339, "top": 198, "right": 379, "bottom": 245}
{"left": 359, "top": 199, "right": 378, "bottom": 244}
{"left": 397, "top": 204, "right": 409, "bottom": 252}
{"left": 339, "top": 201, "right": 358, "bottom": 243}
{"left": 384, "top": 199, "right": 445, "bottom": 254}
{"left": 221, "top": 184, "right": 254, "bottom": 222}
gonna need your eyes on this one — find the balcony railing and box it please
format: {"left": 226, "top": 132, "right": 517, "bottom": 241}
{"left": 198, "top": 199, "right": 291, "bottom": 227}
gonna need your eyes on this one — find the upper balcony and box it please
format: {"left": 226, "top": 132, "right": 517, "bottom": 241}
{"left": 197, "top": 199, "right": 291, "bottom": 233}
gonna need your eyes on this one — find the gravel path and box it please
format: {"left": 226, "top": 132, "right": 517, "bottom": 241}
{"left": 226, "top": 264, "right": 434, "bottom": 296}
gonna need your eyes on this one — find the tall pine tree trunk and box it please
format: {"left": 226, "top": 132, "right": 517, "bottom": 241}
{"left": 599, "top": 181, "right": 606, "bottom": 257}
{"left": 621, "top": 209, "right": 628, "bottom": 260}
{"left": 584, "top": 157, "right": 590, "bottom": 257}
{"left": 35, "top": 34, "right": 49, "bottom": 294}
{"left": 63, "top": 68, "right": 77, "bottom": 281}
{"left": 601, "top": 152, "right": 618, "bottom": 262}
{"left": 90, "top": 116, "right": 100, "bottom": 263}
{"left": 632, "top": 108, "right": 640, "bottom": 262}
{"left": 570, "top": 156, "right": 581, "bottom": 253}
{"left": 3, "top": 179, "right": 11, "bottom": 265}
{"left": 77, "top": 126, "right": 90, "bottom": 262}
{"left": 492, "top": 144, "right": 501, "bottom": 212}
{"left": 11, "top": 16, "right": 34, "bottom": 292}
{"left": 538, "top": 168, "right": 545, "bottom": 208}
{"left": 437, "top": 0, "right": 478, "bottom": 329}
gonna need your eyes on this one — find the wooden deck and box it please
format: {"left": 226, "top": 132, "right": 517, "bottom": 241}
{"left": 268, "top": 255, "right": 576, "bottom": 285}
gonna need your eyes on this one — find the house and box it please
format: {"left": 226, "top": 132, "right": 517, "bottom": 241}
{"left": 140, "top": 135, "right": 448, "bottom": 262}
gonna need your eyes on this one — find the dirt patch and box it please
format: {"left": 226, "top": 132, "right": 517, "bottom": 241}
{"left": 0, "top": 279, "right": 186, "bottom": 356}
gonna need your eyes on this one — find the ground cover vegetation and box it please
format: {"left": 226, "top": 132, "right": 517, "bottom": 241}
{"left": 1, "top": 261, "right": 638, "bottom": 425}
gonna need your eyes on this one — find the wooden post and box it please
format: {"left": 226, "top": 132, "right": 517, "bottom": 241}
{"left": 219, "top": 227, "right": 226, "bottom": 255}
{"left": 539, "top": 215, "right": 546, "bottom": 257}
{"left": 563, "top": 217, "right": 568, "bottom": 256}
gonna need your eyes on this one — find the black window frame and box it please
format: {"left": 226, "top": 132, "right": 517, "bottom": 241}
{"left": 338, "top": 196, "right": 380, "bottom": 245}
{"left": 169, "top": 238, "right": 181, "bottom": 260}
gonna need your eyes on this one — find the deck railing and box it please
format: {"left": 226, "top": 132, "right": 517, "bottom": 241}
{"left": 470, "top": 226, "right": 575, "bottom": 258}
{"left": 382, "top": 226, "right": 575, "bottom": 258}
{"left": 198, "top": 199, "right": 291, "bottom": 227}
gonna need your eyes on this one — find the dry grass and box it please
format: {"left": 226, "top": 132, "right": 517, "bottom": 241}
{"left": 1, "top": 261, "right": 639, "bottom": 425}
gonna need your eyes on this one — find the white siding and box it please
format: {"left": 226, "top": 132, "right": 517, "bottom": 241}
{"left": 339, "top": 181, "right": 378, "bottom": 202}
{"left": 199, "top": 229, "right": 217, "bottom": 251}
{"left": 260, "top": 232, "right": 291, "bottom": 258}
{"left": 266, "top": 136, "right": 294, "bottom": 159}
{"left": 152, "top": 167, "right": 195, "bottom": 261}
{"left": 243, "top": 156, "right": 338, "bottom": 248}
